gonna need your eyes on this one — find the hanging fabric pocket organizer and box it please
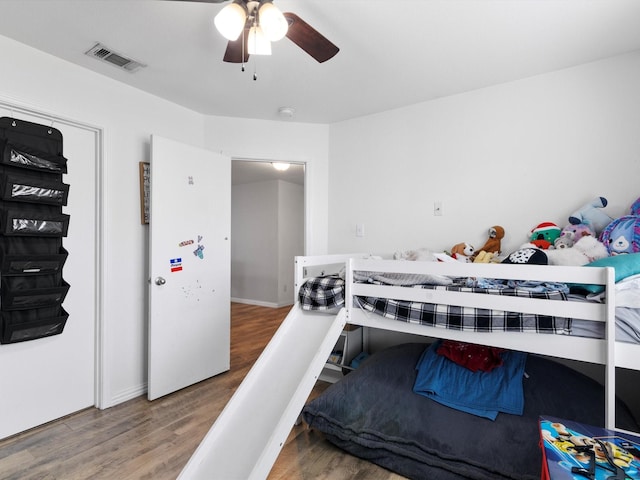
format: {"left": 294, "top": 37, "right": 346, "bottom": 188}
{"left": 0, "top": 117, "right": 70, "bottom": 344}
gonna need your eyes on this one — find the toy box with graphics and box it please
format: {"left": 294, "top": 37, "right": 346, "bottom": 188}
{"left": 540, "top": 416, "right": 640, "bottom": 479}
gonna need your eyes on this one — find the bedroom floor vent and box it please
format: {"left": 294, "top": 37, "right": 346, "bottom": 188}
{"left": 84, "top": 43, "right": 146, "bottom": 72}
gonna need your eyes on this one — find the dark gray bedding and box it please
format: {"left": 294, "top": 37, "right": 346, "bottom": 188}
{"left": 302, "top": 343, "right": 639, "bottom": 480}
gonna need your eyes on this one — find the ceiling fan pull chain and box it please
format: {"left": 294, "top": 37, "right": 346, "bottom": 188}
{"left": 251, "top": 18, "right": 257, "bottom": 81}
{"left": 241, "top": 20, "right": 246, "bottom": 72}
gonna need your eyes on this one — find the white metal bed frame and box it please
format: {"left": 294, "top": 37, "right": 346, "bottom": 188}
{"left": 295, "top": 252, "right": 639, "bottom": 432}
{"left": 179, "top": 253, "right": 638, "bottom": 479}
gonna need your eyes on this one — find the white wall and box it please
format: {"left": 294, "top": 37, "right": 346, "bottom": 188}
{"left": 278, "top": 180, "right": 304, "bottom": 305}
{"left": 0, "top": 35, "right": 206, "bottom": 408}
{"left": 203, "top": 116, "right": 329, "bottom": 255}
{"left": 231, "top": 180, "right": 278, "bottom": 304}
{"left": 231, "top": 179, "right": 304, "bottom": 306}
{"left": 328, "top": 51, "right": 640, "bottom": 256}
{"left": 327, "top": 51, "right": 640, "bottom": 417}
{"left": 0, "top": 34, "right": 329, "bottom": 410}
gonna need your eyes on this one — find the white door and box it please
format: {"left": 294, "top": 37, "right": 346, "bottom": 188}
{"left": 0, "top": 116, "right": 98, "bottom": 439}
{"left": 148, "top": 135, "right": 230, "bottom": 400}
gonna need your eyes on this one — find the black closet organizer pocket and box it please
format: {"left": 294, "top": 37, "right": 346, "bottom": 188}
{"left": 0, "top": 204, "right": 69, "bottom": 237}
{"left": 1, "top": 274, "right": 70, "bottom": 310}
{"left": 0, "top": 173, "right": 69, "bottom": 206}
{"left": 0, "top": 248, "right": 68, "bottom": 275}
{"left": 1, "top": 141, "right": 67, "bottom": 175}
{"left": 1, "top": 306, "right": 68, "bottom": 344}
{"left": 1, "top": 236, "right": 67, "bottom": 256}
{"left": 0, "top": 118, "right": 70, "bottom": 344}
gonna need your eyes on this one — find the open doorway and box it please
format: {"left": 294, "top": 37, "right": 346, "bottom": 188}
{"left": 231, "top": 160, "right": 305, "bottom": 307}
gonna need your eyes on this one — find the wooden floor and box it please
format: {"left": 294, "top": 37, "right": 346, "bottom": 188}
{"left": 0, "top": 303, "right": 405, "bottom": 480}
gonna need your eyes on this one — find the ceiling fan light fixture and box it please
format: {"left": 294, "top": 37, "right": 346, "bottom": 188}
{"left": 258, "top": 1, "right": 288, "bottom": 41}
{"left": 214, "top": 0, "right": 247, "bottom": 41}
{"left": 248, "top": 25, "right": 272, "bottom": 55}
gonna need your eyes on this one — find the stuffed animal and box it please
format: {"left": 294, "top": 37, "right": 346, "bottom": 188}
{"left": 450, "top": 242, "right": 475, "bottom": 262}
{"left": 553, "top": 235, "right": 574, "bottom": 249}
{"left": 559, "top": 223, "right": 595, "bottom": 244}
{"left": 475, "top": 225, "right": 505, "bottom": 256}
{"left": 553, "top": 224, "right": 594, "bottom": 249}
{"left": 473, "top": 251, "right": 496, "bottom": 263}
{"left": 545, "top": 235, "right": 608, "bottom": 266}
{"left": 394, "top": 248, "right": 437, "bottom": 261}
{"left": 599, "top": 196, "right": 640, "bottom": 255}
{"left": 529, "top": 222, "right": 561, "bottom": 249}
{"left": 568, "top": 197, "right": 614, "bottom": 235}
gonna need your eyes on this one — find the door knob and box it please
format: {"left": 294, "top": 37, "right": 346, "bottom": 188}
{"left": 155, "top": 276, "right": 166, "bottom": 286}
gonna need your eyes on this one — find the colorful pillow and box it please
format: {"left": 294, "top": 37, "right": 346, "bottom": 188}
{"left": 502, "top": 246, "right": 548, "bottom": 265}
{"left": 578, "top": 253, "right": 640, "bottom": 293}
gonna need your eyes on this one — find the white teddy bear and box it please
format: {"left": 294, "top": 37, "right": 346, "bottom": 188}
{"left": 545, "top": 235, "right": 608, "bottom": 266}
{"left": 394, "top": 248, "right": 437, "bottom": 262}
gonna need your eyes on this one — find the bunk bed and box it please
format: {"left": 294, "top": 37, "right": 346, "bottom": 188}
{"left": 296, "top": 253, "right": 640, "bottom": 480}
{"left": 178, "top": 251, "right": 640, "bottom": 480}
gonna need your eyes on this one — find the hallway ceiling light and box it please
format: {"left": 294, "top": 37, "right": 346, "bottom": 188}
{"left": 272, "top": 162, "right": 290, "bottom": 171}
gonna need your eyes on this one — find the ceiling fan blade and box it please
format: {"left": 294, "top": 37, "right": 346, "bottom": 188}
{"left": 223, "top": 28, "right": 250, "bottom": 63}
{"left": 282, "top": 12, "right": 339, "bottom": 63}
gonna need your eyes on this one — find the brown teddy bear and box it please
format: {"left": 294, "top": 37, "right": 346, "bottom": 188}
{"left": 475, "top": 225, "right": 505, "bottom": 256}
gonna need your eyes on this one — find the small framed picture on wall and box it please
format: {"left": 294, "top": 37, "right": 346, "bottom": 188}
{"left": 139, "top": 162, "right": 150, "bottom": 224}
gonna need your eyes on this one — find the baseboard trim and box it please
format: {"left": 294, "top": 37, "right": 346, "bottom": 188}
{"left": 231, "top": 297, "right": 293, "bottom": 308}
{"left": 106, "top": 383, "right": 147, "bottom": 408}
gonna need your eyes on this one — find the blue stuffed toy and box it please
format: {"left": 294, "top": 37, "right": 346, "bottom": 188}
{"left": 568, "top": 197, "right": 614, "bottom": 235}
{"left": 600, "top": 197, "right": 640, "bottom": 255}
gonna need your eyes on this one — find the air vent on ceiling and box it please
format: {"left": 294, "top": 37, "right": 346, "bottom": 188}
{"left": 85, "top": 43, "right": 146, "bottom": 72}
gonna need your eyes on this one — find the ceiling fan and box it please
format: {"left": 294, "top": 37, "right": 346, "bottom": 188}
{"left": 169, "top": 0, "right": 339, "bottom": 64}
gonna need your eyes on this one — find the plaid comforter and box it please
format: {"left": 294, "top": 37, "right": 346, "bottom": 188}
{"left": 298, "top": 275, "right": 346, "bottom": 311}
{"left": 299, "top": 275, "right": 572, "bottom": 334}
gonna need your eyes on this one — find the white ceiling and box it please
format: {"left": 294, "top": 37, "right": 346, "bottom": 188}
{"left": 1, "top": 0, "right": 640, "bottom": 124}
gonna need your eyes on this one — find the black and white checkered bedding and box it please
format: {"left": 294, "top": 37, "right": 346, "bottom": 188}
{"left": 299, "top": 275, "right": 572, "bottom": 334}
{"left": 298, "top": 275, "right": 346, "bottom": 311}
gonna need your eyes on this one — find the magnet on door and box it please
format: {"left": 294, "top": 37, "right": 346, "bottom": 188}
{"left": 193, "top": 245, "right": 205, "bottom": 259}
{"left": 170, "top": 258, "right": 183, "bottom": 272}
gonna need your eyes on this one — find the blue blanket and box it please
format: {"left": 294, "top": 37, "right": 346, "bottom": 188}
{"left": 413, "top": 341, "right": 527, "bottom": 420}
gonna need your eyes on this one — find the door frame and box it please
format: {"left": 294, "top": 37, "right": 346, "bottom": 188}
{"left": 0, "top": 97, "right": 105, "bottom": 409}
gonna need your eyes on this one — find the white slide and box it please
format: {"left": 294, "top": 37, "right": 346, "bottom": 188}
{"left": 178, "top": 307, "right": 347, "bottom": 480}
